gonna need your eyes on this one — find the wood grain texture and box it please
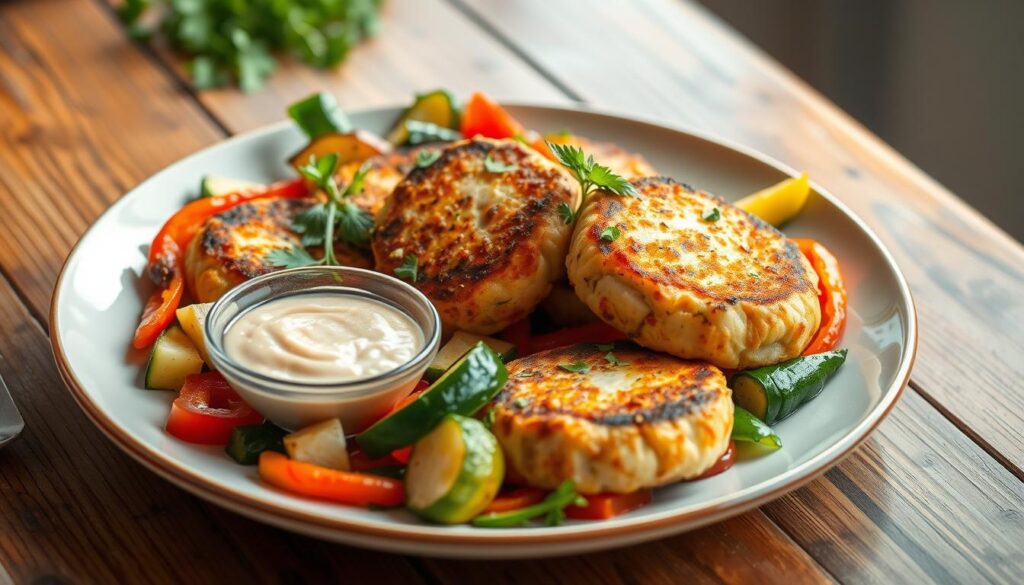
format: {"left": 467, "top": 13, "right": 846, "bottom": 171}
{"left": 425, "top": 513, "right": 834, "bottom": 585}
{"left": 456, "top": 0, "right": 1024, "bottom": 476}
{"left": 0, "top": 268, "right": 425, "bottom": 584}
{"left": 0, "top": 0, "right": 223, "bottom": 321}
{"left": 768, "top": 391, "right": 1024, "bottom": 584}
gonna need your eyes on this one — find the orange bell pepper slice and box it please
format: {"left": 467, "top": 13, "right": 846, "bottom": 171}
{"left": 460, "top": 92, "right": 526, "bottom": 140}
{"left": 792, "top": 238, "right": 848, "bottom": 355}
{"left": 259, "top": 451, "right": 406, "bottom": 507}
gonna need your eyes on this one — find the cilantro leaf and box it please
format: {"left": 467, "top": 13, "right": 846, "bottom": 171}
{"left": 336, "top": 201, "right": 373, "bottom": 248}
{"left": 405, "top": 121, "right": 460, "bottom": 145}
{"left": 702, "top": 207, "right": 721, "bottom": 222}
{"left": 557, "top": 202, "right": 575, "bottom": 225}
{"left": 546, "top": 142, "right": 637, "bottom": 216}
{"left": 416, "top": 150, "right": 441, "bottom": 168}
{"left": 294, "top": 203, "right": 330, "bottom": 247}
{"left": 268, "top": 246, "right": 318, "bottom": 269}
{"left": 604, "top": 352, "right": 629, "bottom": 366}
{"left": 600, "top": 226, "right": 621, "bottom": 242}
{"left": 557, "top": 361, "right": 591, "bottom": 374}
{"left": 484, "top": 153, "right": 517, "bottom": 173}
{"left": 394, "top": 254, "right": 418, "bottom": 282}
{"left": 588, "top": 164, "right": 638, "bottom": 197}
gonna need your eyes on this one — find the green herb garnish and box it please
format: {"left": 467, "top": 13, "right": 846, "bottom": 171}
{"left": 117, "top": 0, "right": 382, "bottom": 92}
{"left": 600, "top": 226, "right": 621, "bottom": 242}
{"left": 702, "top": 207, "right": 721, "bottom": 222}
{"left": 604, "top": 352, "right": 629, "bottom": 366}
{"left": 517, "top": 370, "right": 540, "bottom": 378}
{"left": 558, "top": 361, "right": 591, "bottom": 374}
{"left": 484, "top": 153, "right": 517, "bottom": 173}
{"left": 269, "top": 154, "right": 372, "bottom": 268}
{"left": 471, "top": 481, "right": 586, "bottom": 528}
{"left": 547, "top": 142, "right": 637, "bottom": 214}
{"left": 557, "top": 202, "right": 575, "bottom": 225}
{"left": 394, "top": 254, "right": 419, "bottom": 282}
{"left": 415, "top": 150, "right": 441, "bottom": 168}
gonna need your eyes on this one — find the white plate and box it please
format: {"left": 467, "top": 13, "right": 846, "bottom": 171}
{"left": 50, "top": 104, "right": 916, "bottom": 558}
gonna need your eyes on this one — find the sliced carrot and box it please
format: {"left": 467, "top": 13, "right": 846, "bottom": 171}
{"left": 259, "top": 452, "right": 405, "bottom": 507}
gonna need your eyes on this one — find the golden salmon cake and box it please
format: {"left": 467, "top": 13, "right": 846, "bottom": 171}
{"left": 335, "top": 145, "right": 438, "bottom": 216}
{"left": 185, "top": 198, "right": 371, "bottom": 302}
{"left": 567, "top": 177, "right": 820, "bottom": 369}
{"left": 488, "top": 344, "right": 733, "bottom": 494}
{"left": 372, "top": 138, "right": 581, "bottom": 335}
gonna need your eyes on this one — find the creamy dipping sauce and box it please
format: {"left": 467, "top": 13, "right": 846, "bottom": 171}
{"left": 224, "top": 293, "right": 424, "bottom": 385}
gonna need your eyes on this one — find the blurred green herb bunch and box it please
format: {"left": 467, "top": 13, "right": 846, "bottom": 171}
{"left": 117, "top": 0, "right": 382, "bottom": 92}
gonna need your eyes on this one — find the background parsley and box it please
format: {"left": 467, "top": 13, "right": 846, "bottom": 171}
{"left": 117, "top": 0, "right": 382, "bottom": 92}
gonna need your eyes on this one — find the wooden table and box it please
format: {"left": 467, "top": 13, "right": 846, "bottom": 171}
{"left": 1, "top": 0, "right": 1022, "bottom": 582}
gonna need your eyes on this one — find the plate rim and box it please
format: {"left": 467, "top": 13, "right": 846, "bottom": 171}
{"left": 48, "top": 101, "right": 918, "bottom": 549}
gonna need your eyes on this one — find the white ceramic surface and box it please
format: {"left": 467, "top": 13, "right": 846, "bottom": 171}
{"left": 50, "top": 104, "right": 916, "bottom": 558}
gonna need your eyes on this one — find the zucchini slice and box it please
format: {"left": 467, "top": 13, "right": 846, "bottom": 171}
{"left": 226, "top": 421, "right": 286, "bottom": 465}
{"left": 144, "top": 325, "right": 204, "bottom": 390}
{"left": 425, "top": 331, "right": 516, "bottom": 381}
{"left": 284, "top": 419, "right": 351, "bottom": 471}
{"left": 731, "top": 349, "right": 847, "bottom": 424}
{"left": 175, "top": 302, "right": 213, "bottom": 366}
{"left": 199, "top": 176, "right": 260, "bottom": 198}
{"left": 732, "top": 406, "right": 782, "bottom": 449}
{"left": 405, "top": 414, "right": 504, "bottom": 524}
{"left": 356, "top": 341, "right": 508, "bottom": 458}
{"left": 288, "top": 130, "right": 392, "bottom": 171}
{"left": 386, "top": 90, "right": 460, "bottom": 145}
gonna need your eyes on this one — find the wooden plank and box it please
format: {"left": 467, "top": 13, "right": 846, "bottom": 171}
{"left": 139, "top": 0, "right": 570, "bottom": 134}
{"left": 424, "top": 513, "right": 834, "bottom": 585}
{"left": 768, "top": 391, "right": 1024, "bottom": 584}
{"left": 0, "top": 0, "right": 223, "bottom": 321}
{"left": 456, "top": 0, "right": 1024, "bottom": 475}
{"left": 0, "top": 268, "right": 425, "bottom": 584}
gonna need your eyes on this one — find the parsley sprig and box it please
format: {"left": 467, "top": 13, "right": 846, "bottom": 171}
{"left": 117, "top": 0, "right": 382, "bottom": 92}
{"left": 268, "top": 154, "right": 372, "bottom": 268}
{"left": 547, "top": 142, "right": 637, "bottom": 219}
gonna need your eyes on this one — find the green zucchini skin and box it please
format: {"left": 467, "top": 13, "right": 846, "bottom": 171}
{"left": 731, "top": 406, "right": 782, "bottom": 449}
{"left": 287, "top": 92, "right": 352, "bottom": 139}
{"left": 225, "top": 422, "right": 286, "bottom": 465}
{"left": 387, "top": 89, "right": 459, "bottom": 145}
{"left": 356, "top": 342, "right": 508, "bottom": 458}
{"left": 409, "top": 415, "right": 504, "bottom": 524}
{"left": 732, "top": 349, "right": 847, "bottom": 425}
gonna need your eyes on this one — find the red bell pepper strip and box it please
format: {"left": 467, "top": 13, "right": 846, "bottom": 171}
{"left": 165, "top": 372, "right": 264, "bottom": 445}
{"left": 530, "top": 321, "right": 627, "bottom": 354}
{"left": 565, "top": 489, "right": 652, "bottom": 520}
{"left": 498, "top": 318, "right": 533, "bottom": 357}
{"left": 133, "top": 178, "right": 310, "bottom": 348}
{"left": 692, "top": 441, "right": 736, "bottom": 481}
{"left": 259, "top": 451, "right": 406, "bottom": 507}
{"left": 482, "top": 487, "right": 547, "bottom": 514}
{"left": 460, "top": 92, "right": 526, "bottom": 140}
{"left": 134, "top": 271, "right": 185, "bottom": 350}
{"left": 792, "top": 239, "right": 848, "bottom": 355}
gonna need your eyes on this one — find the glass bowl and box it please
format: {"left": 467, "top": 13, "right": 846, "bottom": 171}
{"left": 204, "top": 266, "right": 441, "bottom": 431}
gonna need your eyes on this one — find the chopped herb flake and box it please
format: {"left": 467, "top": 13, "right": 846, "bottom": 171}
{"left": 394, "top": 254, "right": 418, "bottom": 282}
{"left": 484, "top": 153, "right": 517, "bottom": 173}
{"left": 558, "top": 202, "right": 575, "bottom": 225}
{"left": 702, "top": 207, "right": 721, "bottom": 222}
{"left": 600, "top": 226, "right": 621, "bottom": 242}
{"left": 415, "top": 150, "right": 441, "bottom": 168}
{"left": 558, "top": 361, "right": 591, "bottom": 374}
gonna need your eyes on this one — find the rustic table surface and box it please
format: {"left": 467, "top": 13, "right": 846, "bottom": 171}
{"left": 1, "top": 0, "right": 1023, "bottom": 583}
